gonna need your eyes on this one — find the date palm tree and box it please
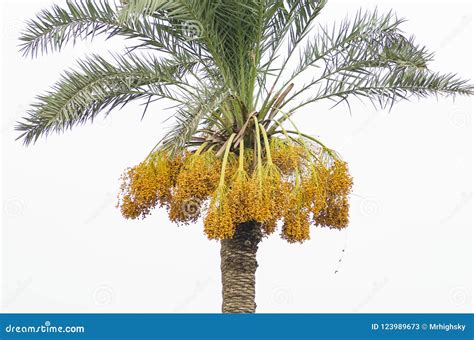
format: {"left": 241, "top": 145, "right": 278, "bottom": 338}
{"left": 17, "top": 0, "right": 472, "bottom": 313}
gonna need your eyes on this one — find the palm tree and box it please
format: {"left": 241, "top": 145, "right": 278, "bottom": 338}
{"left": 17, "top": 0, "right": 472, "bottom": 313}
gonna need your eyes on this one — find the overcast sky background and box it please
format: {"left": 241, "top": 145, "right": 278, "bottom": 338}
{"left": 1, "top": 0, "right": 472, "bottom": 313}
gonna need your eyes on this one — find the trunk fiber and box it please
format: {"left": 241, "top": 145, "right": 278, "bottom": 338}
{"left": 220, "top": 221, "right": 262, "bottom": 313}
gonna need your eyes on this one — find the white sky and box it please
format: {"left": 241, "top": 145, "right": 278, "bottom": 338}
{"left": 1, "top": 0, "right": 472, "bottom": 313}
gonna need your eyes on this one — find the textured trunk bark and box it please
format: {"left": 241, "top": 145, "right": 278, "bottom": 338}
{"left": 220, "top": 221, "right": 262, "bottom": 313}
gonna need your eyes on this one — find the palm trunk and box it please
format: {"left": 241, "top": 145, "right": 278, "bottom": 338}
{"left": 220, "top": 221, "right": 262, "bottom": 313}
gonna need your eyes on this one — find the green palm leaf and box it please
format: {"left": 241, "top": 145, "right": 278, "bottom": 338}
{"left": 16, "top": 1, "right": 473, "bottom": 148}
{"left": 16, "top": 53, "right": 198, "bottom": 144}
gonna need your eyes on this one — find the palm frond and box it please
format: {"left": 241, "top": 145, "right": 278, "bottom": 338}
{"left": 261, "top": 8, "right": 474, "bottom": 128}
{"left": 16, "top": 53, "right": 198, "bottom": 145}
{"left": 119, "top": 0, "right": 195, "bottom": 20}
{"left": 257, "top": 0, "right": 327, "bottom": 107}
{"left": 160, "top": 85, "right": 229, "bottom": 154}
{"left": 277, "top": 11, "right": 436, "bottom": 110}
{"left": 19, "top": 0, "right": 195, "bottom": 58}
{"left": 291, "top": 10, "right": 407, "bottom": 81}
{"left": 121, "top": 0, "right": 264, "bottom": 110}
{"left": 17, "top": 2, "right": 474, "bottom": 148}
{"left": 271, "top": 68, "right": 473, "bottom": 130}
{"left": 262, "top": 10, "right": 407, "bottom": 117}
